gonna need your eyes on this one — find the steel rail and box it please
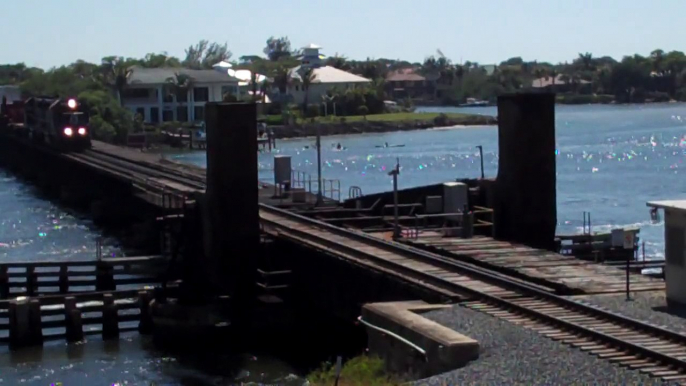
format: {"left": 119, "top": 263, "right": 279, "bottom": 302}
{"left": 259, "top": 204, "right": 686, "bottom": 371}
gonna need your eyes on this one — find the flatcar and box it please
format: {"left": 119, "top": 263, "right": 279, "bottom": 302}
{"left": 23, "top": 96, "right": 91, "bottom": 151}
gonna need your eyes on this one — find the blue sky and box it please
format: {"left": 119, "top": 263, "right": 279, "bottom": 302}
{"left": 2, "top": 0, "right": 684, "bottom": 69}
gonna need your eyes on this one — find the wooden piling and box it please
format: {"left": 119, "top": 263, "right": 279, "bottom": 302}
{"left": 64, "top": 296, "right": 84, "bottom": 342}
{"left": 138, "top": 290, "right": 153, "bottom": 334}
{"left": 28, "top": 299, "right": 43, "bottom": 345}
{"left": 95, "top": 261, "right": 115, "bottom": 291}
{"left": 59, "top": 265, "right": 69, "bottom": 293}
{"left": 9, "top": 297, "right": 30, "bottom": 349}
{"left": 0, "top": 266, "right": 8, "bottom": 298}
{"left": 26, "top": 266, "right": 36, "bottom": 296}
{"left": 102, "top": 293, "right": 119, "bottom": 339}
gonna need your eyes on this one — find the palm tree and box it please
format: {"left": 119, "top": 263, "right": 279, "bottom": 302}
{"left": 99, "top": 56, "right": 132, "bottom": 105}
{"left": 298, "top": 67, "right": 316, "bottom": 113}
{"left": 166, "top": 72, "right": 194, "bottom": 122}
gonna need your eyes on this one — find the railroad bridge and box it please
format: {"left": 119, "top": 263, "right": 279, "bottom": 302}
{"left": 0, "top": 95, "right": 672, "bottom": 380}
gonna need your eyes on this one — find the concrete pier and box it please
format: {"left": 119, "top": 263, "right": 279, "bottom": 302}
{"left": 494, "top": 93, "right": 557, "bottom": 250}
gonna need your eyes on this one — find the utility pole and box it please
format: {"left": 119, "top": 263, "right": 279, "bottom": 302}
{"left": 476, "top": 145, "right": 484, "bottom": 179}
{"left": 389, "top": 158, "right": 401, "bottom": 240}
{"left": 316, "top": 125, "right": 323, "bottom": 206}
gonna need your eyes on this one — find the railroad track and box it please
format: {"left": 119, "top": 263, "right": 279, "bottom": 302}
{"left": 53, "top": 149, "right": 686, "bottom": 383}
{"left": 259, "top": 204, "right": 686, "bottom": 384}
{"left": 67, "top": 150, "right": 206, "bottom": 193}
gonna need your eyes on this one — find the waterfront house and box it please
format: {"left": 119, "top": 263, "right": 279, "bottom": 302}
{"left": 276, "top": 45, "right": 371, "bottom": 104}
{"left": 531, "top": 74, "right": 592, "bottom": 93}
{"left": 385, "top": 68, "right": 431, "bottom": 99}
{"left": 122, "top": 67, "right": 240, "bottom": 124}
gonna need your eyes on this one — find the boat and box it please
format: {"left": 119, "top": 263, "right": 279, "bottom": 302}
{"left": 459, "top": 98, "right": 490, "bottom": 107}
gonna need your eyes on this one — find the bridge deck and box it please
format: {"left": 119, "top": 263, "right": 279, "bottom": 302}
{"left": 5, "top": 136, "right": 663, "bottom": 298}
{"left": 402, "top": 234, "right": 664, "bottom": 295}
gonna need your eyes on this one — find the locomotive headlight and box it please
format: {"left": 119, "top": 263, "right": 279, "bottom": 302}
{"left": 78, "top": 127, "right": 86, "bottom": 135}
{"left": 67, "top": 99, "right": 77, "bottom": 109}
{"left": 63, "top": 127, "right": 73, "bottom": 136}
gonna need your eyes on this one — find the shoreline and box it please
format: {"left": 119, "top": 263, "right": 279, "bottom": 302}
{"left": 268, "top": 114, "right": 497, "bottom": 140}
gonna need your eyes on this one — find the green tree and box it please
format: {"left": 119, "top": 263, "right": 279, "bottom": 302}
{"left": 264, "top": 36, "right": 293, "bottom": 62}
{"left": 182, "top": 40, "right": 231, "bottom": 69}
{"left": 98, "top": 56, "right": 133, "bottom": 105}
{"left": 297, "top": 67, "right": 316, "bottom": 113}
{"left": 165, "top": 72, "right": 194, "bottom": 121}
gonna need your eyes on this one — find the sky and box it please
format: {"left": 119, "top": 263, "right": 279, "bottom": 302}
{"left": 1, "top": 0, "right": 684, "bottom": 69}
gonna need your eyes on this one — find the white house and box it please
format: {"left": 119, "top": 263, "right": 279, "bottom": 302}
{"left": 122, "top": 67, "right": 240, "bottom": 124}
{"left": 279, "top": 45, "right": 371, "bottom": 104}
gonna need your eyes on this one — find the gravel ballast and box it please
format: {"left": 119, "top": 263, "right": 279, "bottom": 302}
{"left": 577, "top": 290, "right": 686, "bottom": 335}
{"left": 412, "top": 304, "right": 668, "bottom": 385}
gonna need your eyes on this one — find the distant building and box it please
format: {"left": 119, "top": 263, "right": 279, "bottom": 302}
{"left": 275, "top": 45, "right": 371, "bottom": 105}
{"left": 480, "top": 65, "right": 497, "bottom": 76}
{"left": 531, "top": 74, "right": 591, "bottom": 92}
{"left": 385, "top": 68, "right": 430, "bottom": 99}
{"left": 123, "top": 67, "right": 239, "bottom": 124}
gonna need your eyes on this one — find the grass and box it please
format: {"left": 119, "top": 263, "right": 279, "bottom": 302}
{"left": 306, "top": 355, "right": 402, "bottom": 386}
{"left": 266, "top": 112, "right": 485, "bottom": 126}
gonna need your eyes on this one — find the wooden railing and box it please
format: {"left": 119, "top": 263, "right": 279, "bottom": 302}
{"left": 0, "top": 255, "right": 167, "bottom": 299}
{"left": 0, "top": 288, "right": 159, "bottom": 348}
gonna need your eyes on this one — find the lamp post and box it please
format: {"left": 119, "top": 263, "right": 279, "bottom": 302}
{"left": 476, "top": 145, "right": 484, "bottom": 179}
{"left": 389, "top": 158, "right": 401, "bottom": 239}
{"left": 316, "top": 125, "right": 323, "bottom": 205}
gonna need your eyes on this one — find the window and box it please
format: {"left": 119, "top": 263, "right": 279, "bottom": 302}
{"left": 122, "top": 88, "right": 149, "bottom": 99}
{"left": 175, "top": 90, "right": 187, "bottom": 103}
{"left": 162, "top": 90, "right": 173, "bottom": 103}
{"left": 193, "top": 87, "right": 209, "bottom": 102}
{"left": 295, "top": 85, "right": 300, "bottom": 91}
{"left": 176, "top": 106, "right": 188, "bottom": 122}
{"left": 163, "top": 110, "right": 174, "bottom": 122}
{"left": 194, "top": 106, "right": 205, "bottom": 122}
{"left": 150, "top": 107, "right": 159, "bottom": 123}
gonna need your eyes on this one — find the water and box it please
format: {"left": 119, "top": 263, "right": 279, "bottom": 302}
{"left": 173, "top": 103, "right": 686, "bottom": 260}
{"left": 0, "top": 172, "right": 122, "bottom": 262}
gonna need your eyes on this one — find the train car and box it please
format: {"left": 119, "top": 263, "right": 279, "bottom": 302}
{"left": 0, "top": 95, "right": 25, "bottom": 133}
{"left": 24, "top": 96, "right": 91, "bottom": 151}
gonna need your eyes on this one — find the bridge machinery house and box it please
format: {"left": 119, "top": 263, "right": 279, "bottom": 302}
{"left": 121, "top": 67, "right": 240, "bottom": 124}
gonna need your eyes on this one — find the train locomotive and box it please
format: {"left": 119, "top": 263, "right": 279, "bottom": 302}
{"left": 23, "top": 96, "right": 92, "bottom": 151}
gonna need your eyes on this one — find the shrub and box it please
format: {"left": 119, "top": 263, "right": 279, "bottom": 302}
{"left": 357, "top": 105, "right": 369, "bottom": 116}
{"left": 433, "top": 113, "right": 449, "bottom": 126}
{"left": 305, "top": 104, "right": 320, "bottom": 118}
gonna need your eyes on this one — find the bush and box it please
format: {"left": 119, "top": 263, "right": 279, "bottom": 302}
{"left": 433, "top": 113, "right": 449, "bottom": 126}
{"left": 357, "top": 105, "right": 369, "bottom": 116}
{"left": 306, "top": 104, "right": 320, "bottom": 118}
{"left": 307, "top": 355, "right": 400, "bottom": 386}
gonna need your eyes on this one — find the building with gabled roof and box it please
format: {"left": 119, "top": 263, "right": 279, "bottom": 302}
{"left": 123, "top": 66, "right": 239, "bottom": 124}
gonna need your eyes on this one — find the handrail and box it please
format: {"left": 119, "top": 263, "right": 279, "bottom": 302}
{"left": 357, "top": 316, "right": 427, "bottom": 360}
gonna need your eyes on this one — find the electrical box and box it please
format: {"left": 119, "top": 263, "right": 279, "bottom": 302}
{"left": 425, "top": 196, "right": 442, "bottom": 214}
{"left": 274, "top": 155, "right": 291, "bottom": 185}
{"left": 648, "top": 200, "right": 686, "bottom": 305}
{"left": 443, "top": 182, "right": 468, "bottom": 221}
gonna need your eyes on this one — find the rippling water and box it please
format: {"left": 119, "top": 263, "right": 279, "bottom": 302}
{"left": 0, "top": 172, "right": 121, "bottom": 263}
{"left": 173, "top": 103, "right": 686, "bottom": 260}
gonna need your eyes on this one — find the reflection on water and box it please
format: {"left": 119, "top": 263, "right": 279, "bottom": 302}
{"left": 0, "top": 171, "right": 121, "bottom": 263}
{"left": 172, "top": 103, "right": 686, "bottom": 260}
{"left": 0, "top": 332, "right": 305, "bottom": 385}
